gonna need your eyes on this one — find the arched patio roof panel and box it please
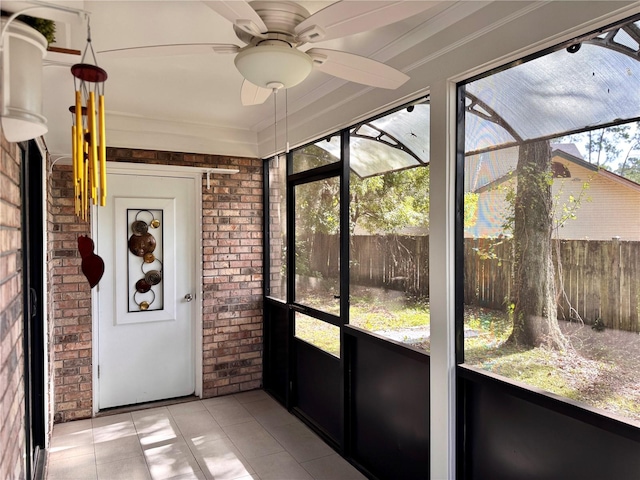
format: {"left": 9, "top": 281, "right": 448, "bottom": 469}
{"left": 465, "top": 19, "right": 640, "bottom": 154}
{"left": 316, "top": 101, "right": 431, "bottom": 178}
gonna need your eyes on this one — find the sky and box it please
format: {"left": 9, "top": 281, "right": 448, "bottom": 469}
{"left": 561, "top": 121, "right": 640, "bottom": 172}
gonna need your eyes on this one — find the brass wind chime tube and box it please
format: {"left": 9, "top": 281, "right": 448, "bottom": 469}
{"left": 70, "top": 18, "right": 108, "bottom": 220}
{"left": 88, "top": 91, "right": 99, "bottom": 204}
{"left": 83, "top": 129, "right": 89, "bottom": 220}
{"left": 74, "top": 91, "right": 83, "bottom": 216}
{"left": 72, "top": 124, "right": 78, "bottom": 216}
{"left": 98, "top": 94, "right": 107, "bottom": 206}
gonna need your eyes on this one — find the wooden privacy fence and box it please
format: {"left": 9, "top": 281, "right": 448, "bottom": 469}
{"left": 350, "top": 235, "right": 430, "bottom": 297}
{"left": 464, "top": 238, "right": 640, "bottom": 333}
{"left": 308, "top": 234, "right": 640, "bottom": 333}
{"left": 463, "top": 238, "right": 514, "bottom": 313}
{"left": 306, "top": 234, "right": 430, "bottom": 297}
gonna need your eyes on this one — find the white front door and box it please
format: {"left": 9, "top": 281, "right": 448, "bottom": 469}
{"left": 96, "top": 170, "right": 198, "bottom": 409}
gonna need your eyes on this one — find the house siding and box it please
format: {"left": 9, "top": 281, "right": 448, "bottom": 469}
{"left": 552, "top": 161, "right": 640, "bottom": 240}
{"left": 467, "top": 156, "right": 640, "bottom": 241}
{"left": 0, "top": 134, "right": 25, "bottom": 479}
{"left": 49, "top": 148, "right": 263, "bottom": 422}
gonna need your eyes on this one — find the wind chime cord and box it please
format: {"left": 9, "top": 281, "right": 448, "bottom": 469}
{"left": 75, "top": 18, "right": 106, "bottom": 96}
{"left": 273, "top": 88, "right": 278, "bottom": 160}
{"left": 285, "top": 89, "right": 289, "bottom": 154}
{"left": 81, "top": 18, "right": 99, "bottom": 65}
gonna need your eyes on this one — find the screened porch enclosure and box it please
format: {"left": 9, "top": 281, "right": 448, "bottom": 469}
{"left": 264, "top": 12, "right": 640, "bottom": 480}
{"left": 264, "top": 101, "right": 432, "bottom": 478}
{"left": 458, "top": 14, "right": 640, "bottom": 478}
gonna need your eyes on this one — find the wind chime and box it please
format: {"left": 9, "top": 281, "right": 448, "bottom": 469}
{"left": 70, "top": 19, "right": 107, "bottom": 220}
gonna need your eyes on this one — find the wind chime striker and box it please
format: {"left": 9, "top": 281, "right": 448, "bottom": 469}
{"left": 71, "top": 19, "right": 107, "bottom": 219}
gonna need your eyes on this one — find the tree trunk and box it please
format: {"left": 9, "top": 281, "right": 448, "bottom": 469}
{"left": 508, "top": 140, "right": 567, "bottom": 349}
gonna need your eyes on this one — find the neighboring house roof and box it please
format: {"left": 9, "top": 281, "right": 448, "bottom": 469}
{"left": 552, "top": 143, "right": 583, "bottom": 159}
{"left": 471, "top": 143, "right": 640, "bottom": 194}
{"left": 465, "top": 143, "right": 640, "bottom": 240}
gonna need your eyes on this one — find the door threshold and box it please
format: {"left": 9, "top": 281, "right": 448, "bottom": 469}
{"left": 95, "top": 394, "right": 199, "bottom": 417}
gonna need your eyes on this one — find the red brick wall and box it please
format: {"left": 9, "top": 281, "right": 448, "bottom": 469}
{"left": 0, "top": 134, "right": 26, "bottom": 479}
{"left": 200, "top": 158, "right": 263, "bottom": 396}
{"left": 49, "top": 148, "right": 263, "bottom": 421}
{"left": 49, "top": 166, "right": 92, "bottom": 423}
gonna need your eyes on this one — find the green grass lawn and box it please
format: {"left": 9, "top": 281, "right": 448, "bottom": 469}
{"left": 294, "top": 290, "right": 640, "bottom": 424}
{"left": 463, "top": 306, "right": 640, "bottom": 423}
{"left": 294, "top": 290, "right": 431, "bottom": 356}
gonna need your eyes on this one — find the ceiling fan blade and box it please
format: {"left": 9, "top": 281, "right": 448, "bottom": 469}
{"left": 98, "top": 43, "right": 240, "bottom": 59}
{"left": 241, "top": 80, "right": 272, "bottom": 106}
{"left": 295, "top": 1, "right": 438, "bottom": 43}
{"left": 307, "top": 48, "right": 409, "bottom": 89}
{"left": 202, "top": 1, "right": 267, "bottom": 38}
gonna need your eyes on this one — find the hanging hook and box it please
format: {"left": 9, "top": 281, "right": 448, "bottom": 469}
{"left": 48, "top": 155, "right": 72, "bottom": 176}
{"left": 0, "top": 2, "right": 90, "bottom": 51}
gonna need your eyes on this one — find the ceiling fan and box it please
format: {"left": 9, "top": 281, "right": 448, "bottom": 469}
{"left": 98, "top": 1, "right": 435, "bottom": 106}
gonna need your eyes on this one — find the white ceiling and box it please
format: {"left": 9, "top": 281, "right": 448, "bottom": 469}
{"left": 4, "top": 1, "right": 640, "bottom": 160}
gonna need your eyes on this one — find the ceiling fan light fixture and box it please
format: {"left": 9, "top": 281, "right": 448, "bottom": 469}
{"left": 234, "top": 44, "right": 313, "bottom": 89}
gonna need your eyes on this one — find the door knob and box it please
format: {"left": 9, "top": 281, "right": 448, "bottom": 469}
{"left": 184, "top": 293, "right": 193, "bottom": 302}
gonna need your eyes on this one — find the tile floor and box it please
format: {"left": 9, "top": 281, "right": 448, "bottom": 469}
{"left": 46, "top": 390, "right": 367, "bottom": 480}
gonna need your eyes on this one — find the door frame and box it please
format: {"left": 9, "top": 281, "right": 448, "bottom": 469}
{"left": 21, "top": 139, "right": 48, "bottom": 478}
{"left": 285, "top": 132, "right": 350, "bottom": 450}
{"left": 91, "top": 162, "right": 204, "bottom": 414}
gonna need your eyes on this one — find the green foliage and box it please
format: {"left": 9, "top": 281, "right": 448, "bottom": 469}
{"left": 18, "top": 15, "right": 56, "bottom": 44}
{"left": 617, "top": 156, "right": 640, "bottom": 183}
{"left": 293, "top": 239, "right": 312, "bottom": 277}
{"left": 295, "top": 176, "right": 340, "bottom": 235}
{"left": 293, "top": 144, "right": 339, "bottom": 172}
{"left": 350, "top": 166, "right": 430, "bottom": 234}
{"left": 293, "top": 142, "right": 430, "bottom": 236}
{"left": 463, "top": 192, "right": 479, "bottom": 227}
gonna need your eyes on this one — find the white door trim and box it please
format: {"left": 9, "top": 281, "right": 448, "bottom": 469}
{"left": 91, "top": 162, "right": 204, "bottom": 414}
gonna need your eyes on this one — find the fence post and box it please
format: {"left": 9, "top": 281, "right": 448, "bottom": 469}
{"left": 611, "top": 236, "right": 621, "bottom": 330}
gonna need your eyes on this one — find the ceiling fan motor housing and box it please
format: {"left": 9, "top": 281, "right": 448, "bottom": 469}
{"left": 233, "top": 1, "right": 311, "bottom": 45}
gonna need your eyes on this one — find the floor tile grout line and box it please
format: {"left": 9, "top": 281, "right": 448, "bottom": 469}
{"left": 223, "top": 413, "right": 287, "bottom": 462}
{"left": 89, "top": 422, "right": 98, "bottom": 480}
{"left": 247, "top": 408, "right": 326, "bottom": 478}
{"left": 130, "top": 407, "right": 168, "bottom": 480}
{"left": 170, "top": 400, "right": 231, "bottom": 478}
{"left": 50, "top": 391, "right": 361, "bottom": 480}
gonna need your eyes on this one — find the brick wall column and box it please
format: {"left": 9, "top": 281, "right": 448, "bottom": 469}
{"left": 0, "top": 134, "right": 26, "bottom": 479}
{"left": 49, "top": 166, "right": 92, "bottom": 422}
{"left": 201, "top": 158, "right": 263, "bottom": 396}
